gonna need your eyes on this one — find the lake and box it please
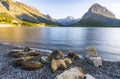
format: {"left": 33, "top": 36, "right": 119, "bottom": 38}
{"left": 0, "top": 27, "right": 120, "bottom": 62}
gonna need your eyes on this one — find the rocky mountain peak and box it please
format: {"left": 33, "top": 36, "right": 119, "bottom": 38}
{"left": 66, "top": 16, "right": 75, "bottom": 20}
{"left": 57, "top": 16, "right": 80, "bottom": 25}
{"left": 44, "top": 14, "right": 52, "bottom": 19}
{"left": 89, "top": 3, "right": 115, "bottom": 18}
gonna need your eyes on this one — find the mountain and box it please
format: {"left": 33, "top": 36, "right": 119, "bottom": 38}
{"left": 0, "top": 0, "right": 59, "bottom": 26}
{"left": 57, "top": 16, "right": 80, "bottom": 26}
{"left": 44, "top": 14, "right": 56, "bottom": 22}
{"left": 73, "top": 3, "right": 120, "bottom": 27}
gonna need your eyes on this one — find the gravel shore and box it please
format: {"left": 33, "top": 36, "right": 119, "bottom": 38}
{"left": 0, "top": 43, "right": 120, "bottom": 79}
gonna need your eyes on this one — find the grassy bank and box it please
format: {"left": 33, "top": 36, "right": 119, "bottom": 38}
{"left": 0, "top": 24, "right": 17, "bottom": 27}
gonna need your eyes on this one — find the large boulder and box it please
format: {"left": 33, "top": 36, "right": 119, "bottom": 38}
{"left": 22, "top": 61, "right": 43, "bottom": 70}
{"left": 8, "top": 50, "right": 25, "bottom": 58}
{"left": 14, "top": 56, "right": 35, "bottom": 67}
{"left": 85, "top": 46, "right": 102, "bottom": 67}
{"left": 55, "top": 67, "right": 86, "bottom": 79}
{"left": 50, "top": 50, "right": 64, "bottom": 59}
{"left": 68, "top": 50, "right": 80, "bottom": 60}
{"left": 51, "top": 58, "right": 72, "bottom": 72}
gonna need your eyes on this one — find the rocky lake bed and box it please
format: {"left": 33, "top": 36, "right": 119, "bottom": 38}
{"left": 0, "top": 43, "right": 120, "bottom": 79}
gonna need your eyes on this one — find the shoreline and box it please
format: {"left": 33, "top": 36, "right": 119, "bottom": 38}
{"left": 0, "top": 43, "right": 120, "bottom": 79}
{"left": 1, "top": 42, "right": 119, "bottom": 62}
{"left": 0, "top": 24, "right": 17, "bottom": 27}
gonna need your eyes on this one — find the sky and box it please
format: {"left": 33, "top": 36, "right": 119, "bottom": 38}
{"left": 14, "top": 0, "right": 120, "bottom": 19}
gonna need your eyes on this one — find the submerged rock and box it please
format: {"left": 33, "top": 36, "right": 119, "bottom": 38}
{"left": 55, "top": 66, "right": 86, "bottom": 79}
{"left": 14, "top": 56, "right": 35, "bottom": 67}
{"left": 8, "top": 50, "right": 25, "bottom": 58}
{"left": 85, "top": 46, "right": 102, "bottom": 67}
{"left": 50, "top": 50, "right": 64, "bottom": 59}
{"left": 68, "top": 50, "right": 80, "bottom": 60}
{"left": 51, "top": 58, "right": 72, "bottom": 72}
{"left": 22, "top": 61, "right": 43, "bottom": 70}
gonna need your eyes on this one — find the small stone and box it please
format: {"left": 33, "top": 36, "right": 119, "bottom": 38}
{"left": 68, "top": 50, "right": 80, "bottom": 60}
{"left": 40, "top": 56, "right": 51, "bottom": 64}
{"left": 50, "top": 50, "right": 64, "bottom": 59}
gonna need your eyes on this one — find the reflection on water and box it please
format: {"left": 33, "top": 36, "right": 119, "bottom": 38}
{"left": 0, "top": 27, "right": 120, "bottom": 61}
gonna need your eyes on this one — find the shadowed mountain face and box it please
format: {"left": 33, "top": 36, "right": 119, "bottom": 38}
{"left": 0, "top": 0, "right": 58, "bottom": 25}
{"left": 1, "top": 0, "right": 10, "bottom": 10}
{"left": 73, "top": 3, "right": 120, "bottom": 27}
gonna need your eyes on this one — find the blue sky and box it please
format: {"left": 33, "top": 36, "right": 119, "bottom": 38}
{"left": 14, "top": 0, "right": 120, "bottom": 19}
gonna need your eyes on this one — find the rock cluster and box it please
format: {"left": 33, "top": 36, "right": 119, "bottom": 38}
{"left": 8, "top": 46, "right": 103, "bottom": 79}
{"left": 9, "top": 47, "right": 42, "bottom": 70}
{"left": 8, "top": 48, "right": 73, "bottom": 71}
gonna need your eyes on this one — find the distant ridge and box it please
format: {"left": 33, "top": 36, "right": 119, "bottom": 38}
{"left": 57, "top": 16, "right": 80, "bottom": 26}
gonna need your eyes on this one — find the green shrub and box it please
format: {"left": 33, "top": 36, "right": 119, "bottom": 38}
{"left": 0, "top": 13, "right": 14, "bottom": 23}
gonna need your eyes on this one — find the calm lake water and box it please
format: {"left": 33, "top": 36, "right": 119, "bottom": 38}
{"left": 0, "top": 27, "right": 120, "bottom": 61}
